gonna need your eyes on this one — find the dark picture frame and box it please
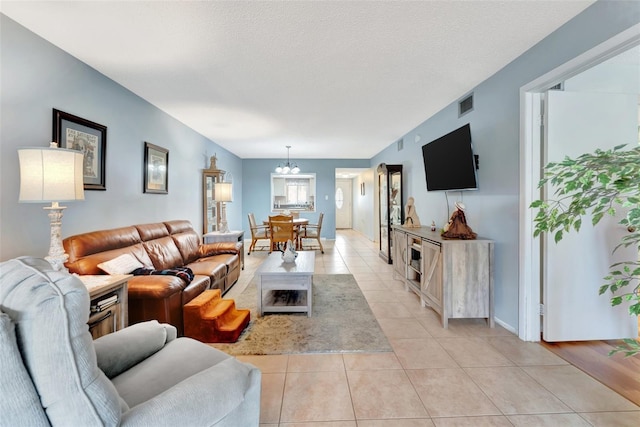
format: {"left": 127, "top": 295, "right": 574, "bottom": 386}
{"left": 53, "top": 109, "right": 107, "bottom": 190}
{"left": 143, "top": 142, "right": 169, "bottom": 194}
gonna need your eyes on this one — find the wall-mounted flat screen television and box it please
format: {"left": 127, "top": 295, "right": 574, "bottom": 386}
{"left": 421, "top": 123, "right": 478, "bottom": 191}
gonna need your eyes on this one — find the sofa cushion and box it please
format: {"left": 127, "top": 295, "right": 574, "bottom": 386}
{"left": 65, "top": 225, "right": 141, "bottom": 262}
{"left": 202, "top": 253, "right": 240, "bottom": 274}
{"left": 171, "top": 228, "right": 203, "bottom": 265}
{"left": 187, "top": 260, "right": 227, "bottom": 284}
{"left": 111, "top": 337, "right": 234, "bottom": 407}
{"left": 117, "top": 350, "right": 259, "bottom": 426}
{"left": 135, "top": 222, "right": 170, "bottom": 241}
{"left": 143, "top": 236, "right": 185, "bottom": 270}
{"left": 0, "top": 257, "right": 122, "bottom": 426}
{"left": 0, "top": 310, "right": 50, "bottom": 426}
{"left": 164, "top": 219, "right": 194, "bottom": 235}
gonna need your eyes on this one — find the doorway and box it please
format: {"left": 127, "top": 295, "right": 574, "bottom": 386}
{"left": 519, "top": 24, "right": 640, "bottom": 342}
{"left": 335, "top": 178, "right": 353, "bottom": 229}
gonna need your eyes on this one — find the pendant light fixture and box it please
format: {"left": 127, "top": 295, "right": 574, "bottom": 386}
{"left": 275, "top": 145, "right": 300, "bottom": 174}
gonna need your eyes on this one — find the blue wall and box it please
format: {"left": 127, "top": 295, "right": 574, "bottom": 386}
{"left": 370, "top": 0, "right": 640, "bottom": 329}
{"left": 0, "top": 14, "right": 245, "bottom": 259}
{"left": 242, "top": 158, "right": 370, "bottom": 239}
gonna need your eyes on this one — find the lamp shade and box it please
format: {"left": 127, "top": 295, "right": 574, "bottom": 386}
{"left": 18, "top": 147, "right": 84, "bottom": 202}
{"left": 214, "top": 182, "right": 233, "bottom": 202}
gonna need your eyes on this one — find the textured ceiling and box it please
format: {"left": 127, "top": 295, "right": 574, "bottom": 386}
{"left": 1, "top": 1, "right": 595, "bottom": 159}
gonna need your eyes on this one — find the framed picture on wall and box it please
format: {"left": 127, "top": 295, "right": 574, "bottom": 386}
{"left": 53, "top": 109, "right": 107, "bottom": 190}
{"left": 143, "top": 142, "right": 169, "bottom": 194}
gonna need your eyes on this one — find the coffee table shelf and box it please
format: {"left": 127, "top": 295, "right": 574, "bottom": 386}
{"left": 256, "top": 251, "right": 315, "bottom": 317}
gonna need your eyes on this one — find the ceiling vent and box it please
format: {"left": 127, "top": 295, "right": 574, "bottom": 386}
{"left": 397, "top": 138, "right": 404, "bottom": 151}
{"left": 458, "top": 93, "right": 474, "bottom": 117}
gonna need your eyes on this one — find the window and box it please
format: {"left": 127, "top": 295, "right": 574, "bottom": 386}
{"left": 335, "top": 187, "right": 344, "bottom": 209}
{"left": 271, "top": 173, "right": 316, "bottom": 212}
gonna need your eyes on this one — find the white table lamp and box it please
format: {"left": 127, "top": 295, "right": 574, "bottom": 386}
{"left": 18, "top": 142, "right": 84, "bottom": 271}
{"left": 214, "top": 181, "right": 233, "bottom": 233}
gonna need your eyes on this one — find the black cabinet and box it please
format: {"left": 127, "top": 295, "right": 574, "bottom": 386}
{"left": 377, "top": 163, "right": 403, "bottom": 263}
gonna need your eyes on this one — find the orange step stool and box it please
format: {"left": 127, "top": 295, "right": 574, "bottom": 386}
{"left": 183, "top": 289, "right": 250, "bottom": 343}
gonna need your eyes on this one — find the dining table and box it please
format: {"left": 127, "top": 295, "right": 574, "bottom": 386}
{"left": 263, "top": 217, "right": 309, "bottom": 250}
{"left": 262, "top": 218, "right": 309, "bottom": 227}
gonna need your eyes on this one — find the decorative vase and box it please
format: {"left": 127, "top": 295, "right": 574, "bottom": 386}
{"left": 282, "top": 240, "right": 297, "bottom": 263}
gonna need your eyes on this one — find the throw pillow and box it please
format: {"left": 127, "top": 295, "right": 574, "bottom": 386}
{"left": 98, "top": 253, "right": 144, "bottom": 275}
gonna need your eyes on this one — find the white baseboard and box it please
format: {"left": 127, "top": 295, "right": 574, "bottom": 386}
{"left": 494, "top": 317, "right": 518, "bottom": 335}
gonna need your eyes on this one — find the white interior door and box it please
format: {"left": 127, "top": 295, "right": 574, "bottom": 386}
{"left": 543, "top": 90, "right": 638, "bottom": 341}
{"left": 335, "top": 179, "right": 352, "bottom": 229}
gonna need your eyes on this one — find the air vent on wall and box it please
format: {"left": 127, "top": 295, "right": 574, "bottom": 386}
{"left": 549, "top": 82, "right": 564, "bottom": 91}
{"left": 458, "top": 93, "right": 474, "bottom": 117}
{"left": 397, "top": 138, "right": 404, "bottom": 151}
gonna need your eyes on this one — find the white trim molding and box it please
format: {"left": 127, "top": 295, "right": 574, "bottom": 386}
{"left": 518, "top": 23, "right": 640, "bottom": 342}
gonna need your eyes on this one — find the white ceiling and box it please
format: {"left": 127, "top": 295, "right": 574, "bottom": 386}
{"left": 1, "top": 1, "right": 595, "bottom": 159}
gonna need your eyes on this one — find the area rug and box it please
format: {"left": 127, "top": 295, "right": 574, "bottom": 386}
{"left": 211, "top": 274, "right": 392, "bottom": 355}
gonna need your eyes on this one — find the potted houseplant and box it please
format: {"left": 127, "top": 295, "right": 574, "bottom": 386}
{"left": 531, "top": 144, "right": 640, "bottom": 357}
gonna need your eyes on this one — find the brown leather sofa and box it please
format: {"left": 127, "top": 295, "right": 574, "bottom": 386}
{"left": 63, "top": 220, "right": 241, "bottom": 335}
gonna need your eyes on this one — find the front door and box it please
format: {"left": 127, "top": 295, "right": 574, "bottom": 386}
{"left": 335, "top": 178, "right": 352, "bottom": 229}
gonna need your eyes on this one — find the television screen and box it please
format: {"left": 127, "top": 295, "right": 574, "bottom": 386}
{"left": 422, "top": 124, "right": 478, "bottom": 191}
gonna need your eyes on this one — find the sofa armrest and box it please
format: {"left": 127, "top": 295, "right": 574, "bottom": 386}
{"left": 93, "top": 321, "right": 176, "bottom": 378}
{"left": 198, "top": 242, "right": 241, "bottom": 257}
{"left": 119, "top": 358, "right": 261, "bottom": 426}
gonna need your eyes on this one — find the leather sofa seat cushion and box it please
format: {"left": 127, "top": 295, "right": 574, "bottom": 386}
{"left": 182, "top": 276, "right": 211, "bottom": 306}
{"left": 187, "top": 260, "right": 227, "bottom": 283}
{"left": 202, "top": 253, "right": 240, "bottom": 273}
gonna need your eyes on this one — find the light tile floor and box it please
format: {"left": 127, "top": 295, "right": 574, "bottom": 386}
{"left": 230, "top": 230, "right": 640, "bottom": 427}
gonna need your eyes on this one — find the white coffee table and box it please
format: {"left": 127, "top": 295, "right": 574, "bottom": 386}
{"left": 256, "top": 251, "right": 315, "bottom": 317}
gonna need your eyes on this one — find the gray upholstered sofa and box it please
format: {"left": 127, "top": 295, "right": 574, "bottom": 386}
{"left": 0, "top": 256, "right": 261, "bottom": 426}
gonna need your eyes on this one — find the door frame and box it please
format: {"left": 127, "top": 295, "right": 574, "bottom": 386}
{"left": 518, "top": 23, "right": 640, "bottom": 341}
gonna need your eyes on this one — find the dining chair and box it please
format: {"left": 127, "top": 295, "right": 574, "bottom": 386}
{"left": 299, "top": 212, "right": 324, "bottom": 253}
{"left": 247, "top": 213, "right": 270, "bottom": 254}
{"left": 268, "top": 214, "right": 296, "bottom": 253}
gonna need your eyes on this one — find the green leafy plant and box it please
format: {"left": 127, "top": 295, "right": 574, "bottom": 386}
{"left": 530, "top": 144, "right": 640, "bottom": 357}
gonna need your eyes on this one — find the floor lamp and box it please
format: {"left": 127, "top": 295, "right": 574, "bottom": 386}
{"left": 214, "top": 181, "right": 233, "bottom": 233}
{"left": 18, "top": 142, "right": 84, "bottom": 271}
